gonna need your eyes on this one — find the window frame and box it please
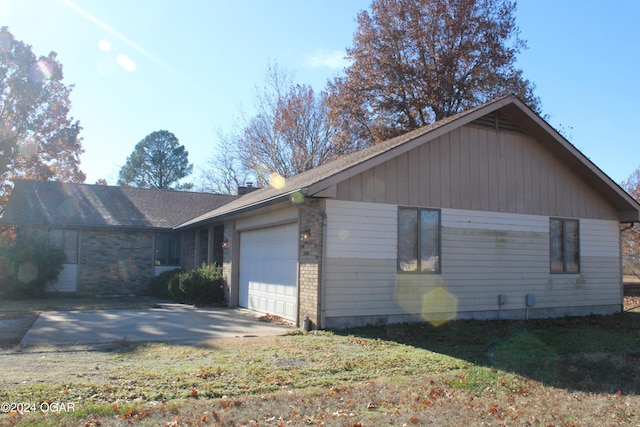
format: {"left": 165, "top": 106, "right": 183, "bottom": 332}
{"left": 154, "top": 232, "right": 181, "bottom": 266}
{"left": 397, "top": 207, "right": 441, "bottom": 274}
{"left": 549, "top": 217, "right": 580, "bottom": 274}
{"left": 49, "top": 228, "right": 79, "bottom": 264}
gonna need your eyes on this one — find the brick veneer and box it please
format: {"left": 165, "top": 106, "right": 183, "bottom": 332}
{"left": 78, "top": 229, "right": 154, "bottom": 295}
{"left": 297, "top": 200, "right": 325, "bottom": 329}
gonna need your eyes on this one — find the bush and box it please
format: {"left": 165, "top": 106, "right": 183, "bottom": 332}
{"left": 148, "top": 264, "right": 225, "bottom": 306}
{"left": 0, "top": 232, "right": 66, "bottom": 299}
{"left": 149, "top": 268, "right": 183, "bottom": 300}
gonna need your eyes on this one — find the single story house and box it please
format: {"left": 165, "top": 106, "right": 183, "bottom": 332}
{"left": 2, "top": 95, "right": 639, "bottom": 329}
{"left": 0, "top": 181, "right": 236, "bottom": 295}
{"left": 178, "top": 95, "right": 640, "bottom": 328}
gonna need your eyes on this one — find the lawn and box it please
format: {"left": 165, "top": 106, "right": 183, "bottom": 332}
{"left": 1, "top": 310, "right": 640, "bottom": 426}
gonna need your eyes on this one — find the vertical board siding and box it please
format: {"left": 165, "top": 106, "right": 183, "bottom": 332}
{"left": 324, "top": 200, "right": 622, "bottom": 323}
{"left": 335, "top": 125, "right": 618, "bottom": 220}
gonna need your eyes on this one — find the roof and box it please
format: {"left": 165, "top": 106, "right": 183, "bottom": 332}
{"left": 0, "top": 180, "right": 238, "bottom": 230}
{"left": 179, "top": 94, "right": 640, "bottom": 228}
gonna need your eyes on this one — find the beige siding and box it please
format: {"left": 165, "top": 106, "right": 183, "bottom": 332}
{"left": 324, "top": 200, "right": 622, "bottom": 327}
{"left": 336, "top": 126, "right": 618, "bottom": 220}
{"left": 235, "top": 206, "right": 298, "bottom": 231}
{"left": 326, "top": 200, "right": 396, "bottom": 260}
{"left": 47, "top": 264, "right": 78, "bottom": 292}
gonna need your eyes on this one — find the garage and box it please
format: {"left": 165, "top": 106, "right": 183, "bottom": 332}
{"left": 238, "top": 223, "right": 299, "bottom": 321}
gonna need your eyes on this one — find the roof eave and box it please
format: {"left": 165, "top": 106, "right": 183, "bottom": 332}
{"left": 175, "top": 189, "right": 305, "bottom": 230}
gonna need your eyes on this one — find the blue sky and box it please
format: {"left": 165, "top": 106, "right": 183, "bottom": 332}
{"left": 2, "top": 0, "right": 639, "bottom": 187}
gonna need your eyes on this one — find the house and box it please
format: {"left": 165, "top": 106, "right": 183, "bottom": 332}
{"left": 0, "top": 181, "right": 236, "bottom": 295}
{"left": 177, "top": 95, "right": 640, "bottom": 328}
{"left": 2, "top": 95, "right": 639, "bottom": 329}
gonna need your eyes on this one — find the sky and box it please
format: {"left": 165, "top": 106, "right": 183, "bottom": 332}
{"left": 2, "top": 0, "right": 640, "bottom": 188}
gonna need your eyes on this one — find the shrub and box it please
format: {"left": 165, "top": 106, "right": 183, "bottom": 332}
{"left": 179, "top": 263, "right": 225, "bottom": 306}
{"left": 0, "top": 232, "right": 66, "bottom": 299}
{"left": 149, "top": 268, "right": 183, "bottom": 300}
{"left": 148, "top": 264, "right": 225, "bottom": 306}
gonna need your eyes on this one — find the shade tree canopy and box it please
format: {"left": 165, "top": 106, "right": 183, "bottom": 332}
{"left": 118, "top": 130, "right": 193, "bottom": 190}
{"left": 326, "top": 0, "right": 540, "bottom": 148}
{"left": 0, "top": 26, "right": 85, "bottom": 206}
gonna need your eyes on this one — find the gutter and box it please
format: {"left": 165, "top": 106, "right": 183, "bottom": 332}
{"left": 176, "top": 189, "right": 305, "bottom": 230}
{"left": 293, "top": 198, "right": 327, "bottom": 329}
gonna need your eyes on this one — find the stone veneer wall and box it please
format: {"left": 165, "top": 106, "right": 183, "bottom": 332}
{"left": 78, "top": 229, "right": 154, "bottom": 295}
{"left": 297, "top": 199, "right": 324, "bottom": 329}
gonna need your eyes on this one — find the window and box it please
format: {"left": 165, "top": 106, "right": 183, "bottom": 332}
{"left": 155, "top": 233, "right": 181, "bottom": 266}
{"left": 550, "top": 218, "right": 579, "bottom": 273}
{"left": 398, "top": 207, "right": 440, "bottom": 273}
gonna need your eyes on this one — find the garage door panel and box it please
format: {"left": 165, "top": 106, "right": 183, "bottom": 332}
{"left": 239, "top": 223, "right": 298, "bottom": 321}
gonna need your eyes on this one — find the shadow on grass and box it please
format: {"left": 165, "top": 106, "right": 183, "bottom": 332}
{"left": 336, "top": 312, "right": 640, "bottom": 395}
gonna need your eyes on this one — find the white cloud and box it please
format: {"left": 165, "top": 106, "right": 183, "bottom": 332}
{"left": 304, "top": 49, "right": 350, "bottom": 70}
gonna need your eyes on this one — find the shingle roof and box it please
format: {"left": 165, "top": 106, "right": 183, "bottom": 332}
{"left": 0, "top": 180, "right": 238, "bottom": 229}
{"left": 178, "top": 96, "right": 506, "bottom": 228}
{"left": 178, "top": 94, "right": 640, "bottom": 227}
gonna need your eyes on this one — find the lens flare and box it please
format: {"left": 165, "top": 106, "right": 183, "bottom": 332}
{"left": 269, "top": 172, "right": 286, "bottom": 189}
{"left": 117, "top": 54, "right": 136, "bottom": 72}
{"left": 290, "top": 191, "right": 305, "bottom": 205}
{"left": 422, "top": 286, "right": 458, "bottom": 327}
{"left": 36, "top": 59, "right": 53, "bottom": 80}
{"left": 20, "top": 141, "right": 38, "bottom": 158}
{"left": 18, "top": 262, "right": 38, "bottom": 283}
{"left": 394, "top": 275, "right": 458, "bottom": 327}
{"left": 98, "top": 39, "right": 111, "bottom": 52}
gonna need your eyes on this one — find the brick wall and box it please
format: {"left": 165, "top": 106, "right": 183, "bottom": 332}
{"left": 182, "top": 230, "right": 196, "bottom": 269}
{"left": 78, "top": 229, "right": 154, "bottom": 295}
{"left": 298, "top": 200, "right": 325, "bottom": 329}
{"left": 222, "top": 223, "right": 234, "bottom": 305}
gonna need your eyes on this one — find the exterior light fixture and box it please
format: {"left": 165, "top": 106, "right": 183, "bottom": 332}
{"left": 221, "top": 238, "right": 229, "bottom": 249}
{"left": 300, "top": 229, "right": 311, "bottom": 242}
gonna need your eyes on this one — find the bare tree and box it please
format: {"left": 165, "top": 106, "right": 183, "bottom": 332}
{"left": 203, "top": 63, "right": 343, "bottom": 189}
{"left": 327, "top": 0, "right": 540, "bottom": 148}
{"left": 198, "top": 129, "right": 251, "bottom": 194}
{"left": 622, "top": 168, "right": 640, "bottom": 273}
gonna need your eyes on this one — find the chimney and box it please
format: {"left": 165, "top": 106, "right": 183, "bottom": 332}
{"left": 237, "top": 182, "right": 259, "bottom": 196}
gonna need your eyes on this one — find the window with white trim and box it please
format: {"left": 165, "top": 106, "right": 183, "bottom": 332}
{"left": 397, "top": 207, "right": 440, "bottom": 273}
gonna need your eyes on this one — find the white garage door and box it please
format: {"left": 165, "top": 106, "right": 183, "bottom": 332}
{"left": 239, "top": 223, "right": 298, "bottom": 321}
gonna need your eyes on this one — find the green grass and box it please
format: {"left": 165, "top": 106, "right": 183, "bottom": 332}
{"left": 2, "top": 313, "right": 640, "bottom": 426}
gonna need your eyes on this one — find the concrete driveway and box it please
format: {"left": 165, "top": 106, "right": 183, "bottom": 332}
{"left": 20, "top": 303, "right": 293, "bottom": 347}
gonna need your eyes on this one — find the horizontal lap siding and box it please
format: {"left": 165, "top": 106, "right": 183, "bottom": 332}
{"left": 325, "top": 200, "right": 622, "bottom": 324}
{"left": 441, "top": 210, "right": 549, "bottom": 313}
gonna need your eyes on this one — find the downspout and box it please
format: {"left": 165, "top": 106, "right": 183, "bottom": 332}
{"left": 294, "top": 200, "right": 327, "bottom": 329}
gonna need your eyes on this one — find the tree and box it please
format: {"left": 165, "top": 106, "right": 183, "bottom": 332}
{"left": 198, "top": 129, "right": 252, "bottom": 194}
{"left": 326, "top": 0, "right": 540, "bottom": 148}
{"left": 118, "top": 130, "right": 193, "bottom": 190}
{"left": 622, "top": 168, "right": 640, "bottom": 273}
{"left": 206, "top": 64, "right": 341, "bottom": 189}
{"left": 0, "top": 26, "right": 85, "bottom": 206}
